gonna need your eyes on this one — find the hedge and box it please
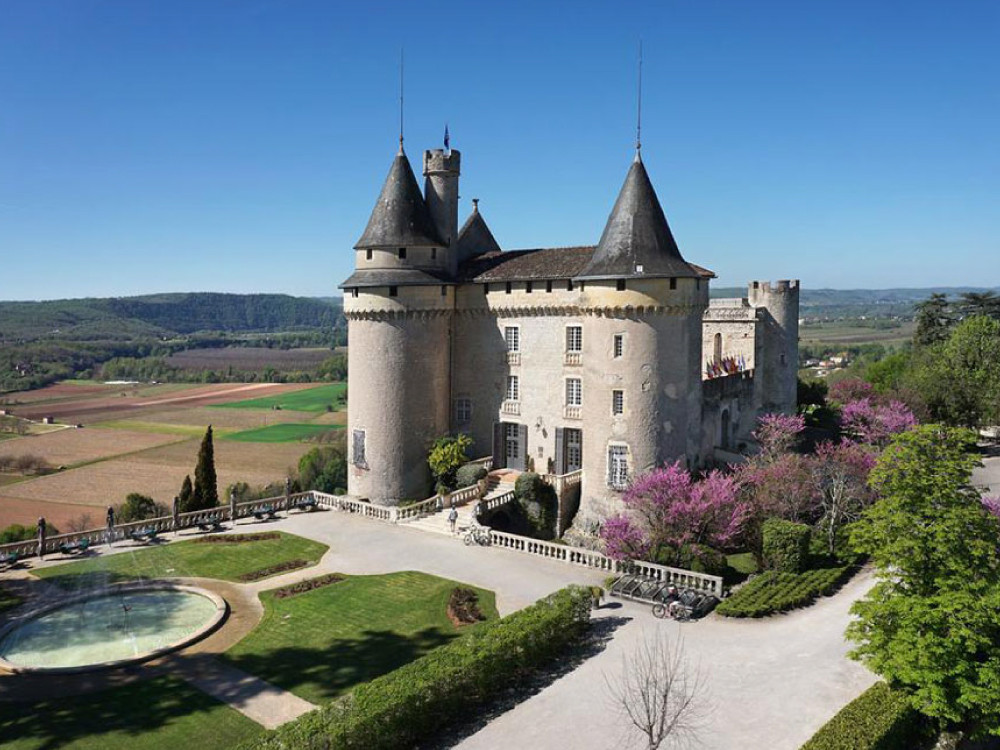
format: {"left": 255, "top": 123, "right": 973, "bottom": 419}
{"left": 238, "top": 585, "right": 592, "bottom": 750}
{"left": 800, "top": 681, "right": 935, "bottom": 750}
{"left": 513, "top": 472, "right": 558, "bottom": 540}
{"left": 762, "top": 518, "right": 811, "bottom": 573}
{"left": 716, "top": 565, "right": 855, "bottom": 618}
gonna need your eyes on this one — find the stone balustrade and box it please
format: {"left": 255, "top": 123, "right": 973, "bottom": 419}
{"left": 483, "top": 490, "right": 516, "bottom": 513}
{"left": 395, "top": 496, "right": 441, "bottom": 522}
{"left": 311, "top": 492, "right": 396, "bottom": 522}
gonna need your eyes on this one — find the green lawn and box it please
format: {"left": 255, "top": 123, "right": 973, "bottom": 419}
{"left": 0, "top": 675, "right": 264, "bottom": 750}
{"left": 223, "top": 423, "right": 344, "bottom": 443}
{"left": 212, "top": 383, "right": 346, "bottom": 413}
{"left": 33, "top": 532, "right": 328, "bottom": 589}
{"left": 223, "top": 571, "right": 498, "bottom": 704}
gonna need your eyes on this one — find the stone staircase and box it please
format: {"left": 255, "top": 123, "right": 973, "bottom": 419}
{"left": 405, "top": 504, "right": 479, "bottom": 537}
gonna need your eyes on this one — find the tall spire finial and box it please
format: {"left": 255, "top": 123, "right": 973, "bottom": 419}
{"left": 635, "top": 40, "right": 643, "bottom": 157}
{"left": 398, "top": 48, "right": 405, "bottom": 153}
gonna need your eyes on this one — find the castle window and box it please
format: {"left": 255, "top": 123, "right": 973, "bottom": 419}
{"left": 546, "top": 280, "right": 553, "bottom": 293}
{"left": 506, "top": 375, "right": 519, "bottom": 401}
{"left": 565, "top": 378, "right": 582, "bottom": 407}
{"left": 616, "top": 279, "right": 626, "bottom": 291}
{"left": 780, "top": 353, "right": 787, "bottom": 366}
{"left": 431, "top": 248, "right": 437, "bottom": 260}
{"left": 696, "top": 279, "right": 701, "bottom": 290}
{"left": 612, "top": 390, "right": 624, "bottom": 415}
{"left": 505, "top": 282, "right": 512, "bottom": 294}
{"left": 398, "top": 247, "right": 407, "bottom": 259}
{"left": 504, "top": 326, "right": 520, "bottom": 353}
{"left": 484, "top": 283, "right": 489, "bottom": 295}
{"left": 566, "top": 325, "right": 583, "bottom": 353}
{"left": 351, "top": 288, "right": 359, "bottom": 298}
{"left": 613, "top": 334, "right": 624, "bottom": 358}
{"left": 441, "top": 285, "right": 447, "bottom": 297}
{"left": 607, "top": 444, "right": 629, "bottom": 490}
{"left": 526, "top": 281, "right": 533, "bottom": 293}
{"left": 352, "top": 430, "right": 367, "bottom": 468}
{"left": 669, "top": 277, "right": 677, "bottom": 290}
{"left": 389, "top": 286, "right": 398, "bottom": 297}
{"left": 567, "top": 280, "right": 574, "bottom": 292}
{"left": 454, "top": 398, "right": 472, "bottom": 424}
{"left": 366, "top": 249, "right": 373, "bottom": 261}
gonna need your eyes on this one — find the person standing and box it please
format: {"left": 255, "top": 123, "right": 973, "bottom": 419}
{"left": 106, "top": 505, "right": 115, "bottom": 546}
{"left": 448, "top": 505, "right": 458, "bottom": 534}
{"left": 36, "top": 517, "right": 46, "bottom": 559}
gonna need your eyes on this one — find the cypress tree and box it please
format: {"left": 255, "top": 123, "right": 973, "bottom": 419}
{"left": 192, "top": 425, "right": 219, "bottom": 510}
{"left": 178, "top": 474, "right": 194, "bottom": 513}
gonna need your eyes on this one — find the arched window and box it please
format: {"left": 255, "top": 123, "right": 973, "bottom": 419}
{"left": 713, "top": 333, "right": 723, "bottom": 365}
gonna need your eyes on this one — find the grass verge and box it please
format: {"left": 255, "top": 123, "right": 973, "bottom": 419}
{"left": 32, "top": 531, "right": 328, "bottom": 588}
{"left": 0, "top": 675, "right": 264, "bottom": 750}
{"left": 223, "top": 570, "right": 498, "bottom": 704}
{"left": 213, "top": 383, "right": 346, "bottom": 413}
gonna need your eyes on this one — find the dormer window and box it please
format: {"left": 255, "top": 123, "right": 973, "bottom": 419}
{"left": 398, "top": 247, "right": 407, "bottom": 260}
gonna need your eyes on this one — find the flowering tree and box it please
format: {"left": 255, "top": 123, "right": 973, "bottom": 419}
{"left": 840, "top": 398, "right": 917, "bottom": 446}
{"left": 827, "top": 377, "right": 876, "bottom": 406}
{"left": 599, "top": 462, "right": 750, "bottom": 565}
{"left": 982, "top": 496, "right": 1000, "bottom": 522}
{"left": 811, "top": 440, "right": 878, "bottom": 556}
{"left": 752, "top": 413, "right": 805, "bottom": 459}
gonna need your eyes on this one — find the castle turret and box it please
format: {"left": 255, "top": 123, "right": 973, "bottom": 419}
{"left": 340, "top": 148, "right": 453, "bottom": 504}
{"left": 423, "top": 148, "right": 461, "bottom": 273}
{"left": 748, "top": 280, "right": 800, "bottom": 414}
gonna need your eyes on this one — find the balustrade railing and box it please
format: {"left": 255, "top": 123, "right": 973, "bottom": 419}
{"left": 543, "top": 470, "right": 582, "bottom": 497}
{"left": 500, "top": 400, "right": 520, "bottom": 416}
{"left": 395, "top": 496, "right": 441, "bottom": 522}
{"left": 483, "top": 490, "right": 516, "bottom": 513}
{"left": 311, "top": 492, "right": 396, "bottom": 522}
{"left": 486, "top": 529, "right": 723, "bottom": 597}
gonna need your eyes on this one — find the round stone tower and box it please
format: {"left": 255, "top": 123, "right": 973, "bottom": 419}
{"left": 423, "top": 149, "right": 461, "bottom": 268}
{"left": 747, "top": 280, "right": 800, "bottom": 414}
{"left": 340, "top": 148, "right": 455, "bottom": 504}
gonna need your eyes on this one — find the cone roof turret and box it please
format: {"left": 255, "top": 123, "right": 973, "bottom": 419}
{"left": 576, "top": 153, "right": 698, "bottom": 280}
{"left": 354, "top": 150, "right": 444, "bottom": 249}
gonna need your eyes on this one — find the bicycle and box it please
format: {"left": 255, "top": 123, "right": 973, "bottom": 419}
{"left": 464, "top": 524, "right": 492, "bottom": 546}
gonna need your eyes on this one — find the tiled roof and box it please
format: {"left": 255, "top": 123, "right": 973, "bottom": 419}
{"left": 354, "top": 151, "right": 444, "bottom": 249}
{"left": 339, "top": 268, "right": 451, "bottom": 289}
{"left": 459, "top": 246, "right": 714, "bottom": 283}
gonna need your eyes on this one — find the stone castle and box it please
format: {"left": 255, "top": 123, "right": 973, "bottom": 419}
{"left": 340, "top": 140, "right": 798, "bottom": 529}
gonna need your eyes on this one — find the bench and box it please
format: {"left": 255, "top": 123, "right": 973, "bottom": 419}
{"left": 130, "top": 527, "right": 158, "bottom": 544}
{"left": 291, "top": 496, "right": 317, "bottom": 512}
{"left": 197, "top": 517, "right": 224, "bottom": 533}
{"left": 253, "top": 505, "right": 279, "bottom": 522}
{"left": 59, "top": 538, "right": 91, "bottom": 555}
{"left": 0, "top": 551, "right": 19, "bottom": 569}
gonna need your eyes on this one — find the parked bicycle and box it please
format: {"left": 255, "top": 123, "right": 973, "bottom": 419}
{"left": 464, "top": 524, "right": 492, "bottom": 547}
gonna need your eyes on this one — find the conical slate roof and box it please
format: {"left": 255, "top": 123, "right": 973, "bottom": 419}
{"left": 576, "top": 154, "right": 698, "bottom": 280}
{"left": 456, "top": 203, "right": 502, "bottom": 258}
{"left": 354, "top": 150, "right": 444, "bottom": 249}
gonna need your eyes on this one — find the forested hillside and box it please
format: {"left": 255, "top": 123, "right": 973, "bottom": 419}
{"left": 0, "top": 293, "right": 342, "bottom": 341}
{"left": 0, "top": 293, "right": 345, "bottom": 393}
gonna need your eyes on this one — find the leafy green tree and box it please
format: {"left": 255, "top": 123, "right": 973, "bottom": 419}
{"left": 190, "top": 426, "right": 219, "bottom": 511}
{"left": 958, "top": 291, "right": 1000, "bottom": 321}
{"left": 177, "top": 474, "right": 194, "bottom": 512}
{"left": 847, "top": 425, "right": 1000, "bottom": 734}
{"left": 116, "top": 493, "right": 168, "bottom": 523}
{"left": 298, "top": 445, "right": 347, "bottom": 494}
{"left": 913, "top": 293, "right": 954, "bottom": 347}
{"left": 908, "top": 316, "right": 1000, "bottom": 430}
{"left": 427, "top": 434, "right": 473, "bottom": 494}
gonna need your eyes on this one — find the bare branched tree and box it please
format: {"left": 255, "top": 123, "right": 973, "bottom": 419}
{"left": 605, "top": 629, "right": 708, "bottom": 750}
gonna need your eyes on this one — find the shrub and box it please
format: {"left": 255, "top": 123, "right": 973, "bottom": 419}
{"left": 427, "top": 434, "right": 472, "bottom": 494}
{"left": 455, "top": 463, "right": 487, "bottom": 489}
{"left": 799, "top": 681, "right": 934, "bottom": 750}
{"left": 762, "top": 518, "right": 811, "bottom": 572}
{"left": 115, "top": 493, "right": 168, "bottom": 523}
{"left": 716, "top": 565, "right": 855, "bottom": 618}
{"left": 238, "top": 586, "right": 592, "bottom": 750}
{"left": 273, "top": 574, "right": 345, "bottom": 599}
{"left": 237, "top": 559, "right": 309, "bottom": 582}
{"left": 514, "top": 472, "right": 557, "bottom": 540}
{"left": 446, "top": 587, "right": 485, "bottom": 626}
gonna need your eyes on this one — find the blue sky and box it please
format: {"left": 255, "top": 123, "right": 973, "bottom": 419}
{"left": 1, "top": 0, "right": 997, "bottom": 300}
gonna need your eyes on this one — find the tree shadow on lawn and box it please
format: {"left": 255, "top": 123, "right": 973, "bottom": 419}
{"left": 222, "top": 626, "right": 456, "bottom": 703}
{"left": 0, "top": 673, "right": 252, "bottom": 750}
{"left": 418, "top": 614, "right": 633, "bottom": 750}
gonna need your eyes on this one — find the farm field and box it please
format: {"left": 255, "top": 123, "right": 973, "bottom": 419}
{"left": 0, "top": 380, "right": 347, "bottom": 529}
{"left": 224, "top": 423, "right": 344, "bottom": 443}
{"left": 800, "top": 320, "right": 915, "bottom": 349}
{"left": 213, "top": 383, "right": 346, "bottom": 413}
{"left": 0, "top": 428, "right": 182, "bottom": 468}
{"left": 165, "top": 346, "right": 333, "bottom": 371}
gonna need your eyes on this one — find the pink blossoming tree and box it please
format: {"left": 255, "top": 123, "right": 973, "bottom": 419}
{"left": 811, "top": 440, "right": 878, "bottom": 555}
{"left": 840, "top": 398, "right": 917, "bottom": 447}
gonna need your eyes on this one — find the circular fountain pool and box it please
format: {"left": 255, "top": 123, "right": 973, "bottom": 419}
{"left": 0, "top": 583, "right": 227, "bottom": 674}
